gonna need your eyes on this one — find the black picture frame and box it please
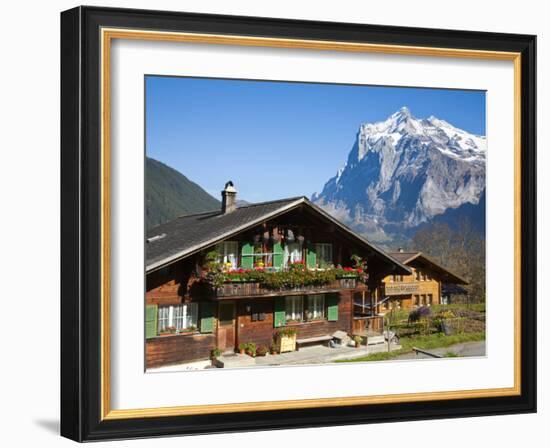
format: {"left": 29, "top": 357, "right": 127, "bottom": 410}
{"left": 61, "top": 5, "right": 536, "bottom": 442}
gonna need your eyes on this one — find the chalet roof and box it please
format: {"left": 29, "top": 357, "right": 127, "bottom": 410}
{"left": 442, "top": 283, "right": 469, "bottom": 295}
{"left": 388, "top": 251, "right": 469, "bottom": 285}
{"left": 146, "top": 196, "right": 411, "bottom": 275}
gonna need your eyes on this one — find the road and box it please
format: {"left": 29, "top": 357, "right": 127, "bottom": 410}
{"left": 395, "top": 341, "right": 486, "bottom": 359}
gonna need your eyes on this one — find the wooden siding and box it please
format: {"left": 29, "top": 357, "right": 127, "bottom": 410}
{"left": 380, "top": 262, "right": 442, "bottom": 309}
{"left": 236, "top": 299, "right": 275, "bottom": 348}
{"left": 146, "top": 333, "right": 216, "bottom": 368}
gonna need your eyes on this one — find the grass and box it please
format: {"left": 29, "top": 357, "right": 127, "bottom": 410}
{"left": 431, "top": 303, "right": 486, "bottom": 313}
{"left": 335, "top": 331, "right": 485, "bottom": 363}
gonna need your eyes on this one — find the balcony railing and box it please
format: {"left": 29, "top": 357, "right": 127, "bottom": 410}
{"left": 216, "top": 277, "right": 358, "bottom": 298}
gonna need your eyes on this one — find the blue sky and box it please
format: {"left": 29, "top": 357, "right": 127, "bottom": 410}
{"left": 146, "top": 76, "right": 486, "bottom": 203}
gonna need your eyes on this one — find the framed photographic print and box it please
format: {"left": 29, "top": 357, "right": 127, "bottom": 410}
{"left": 60, "top": 6, "right": 536, "bottom": 442}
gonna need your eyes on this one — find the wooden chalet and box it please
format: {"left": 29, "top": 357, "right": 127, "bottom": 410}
{"left": 378, "top": 250, "right": 468, "bottom": 311}
{"left": 145, "top": 182, "right": 410, "bottom": 369}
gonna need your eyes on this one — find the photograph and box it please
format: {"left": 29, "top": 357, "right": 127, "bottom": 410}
{"left": 56, "top": 5, "right": 537, "bottom": 441}
{"left": 144, "top": 77, "right": 487, "bottom": 372}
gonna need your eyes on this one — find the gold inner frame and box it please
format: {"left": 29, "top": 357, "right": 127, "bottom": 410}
{"left": 100, "top": 28, "right": 522, "bottom": 420}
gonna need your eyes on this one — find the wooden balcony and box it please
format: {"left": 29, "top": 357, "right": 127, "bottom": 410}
{"left": 215, "top": 278, "right": 360, "bottom": 299}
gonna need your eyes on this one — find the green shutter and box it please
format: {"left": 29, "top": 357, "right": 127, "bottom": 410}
{"left": 145, "top": 304, "right": 158, "bottom": 339}
{"left": 306, "top": 242, "right": 317, "bottom": 269}
{"left": 200, "top": 302, "right": 215, "bottom": 333}
{"left": 327, "top": 294, "right": 339, "bottom": 321}
{"left": 241, "top": 242, "right": 254, "bottom": 269}
{"left": 273, "top": 241, "right": 283, "bottom": 269}
{"left": 274, "top": 296, "right": 286, "bottom": 328}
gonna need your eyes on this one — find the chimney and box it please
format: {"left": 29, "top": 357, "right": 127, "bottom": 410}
{"left": 221, "top": 181, "right": 237, "bottom": 214}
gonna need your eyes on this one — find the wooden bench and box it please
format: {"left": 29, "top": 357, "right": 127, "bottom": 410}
{"left": 296, "top": 335, "right": 333, "bottom": 349}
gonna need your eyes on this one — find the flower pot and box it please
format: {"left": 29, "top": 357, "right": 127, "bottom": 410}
{"left": 277, "top": 334, "right": 297, "bottom": 353}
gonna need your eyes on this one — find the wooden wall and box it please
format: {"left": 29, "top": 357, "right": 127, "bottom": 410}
{"left": 236, "top": 290, "right": 353, "bottom": 348}
{"left": 236, "top": 299, "right": 275, "bottom": 348}
{"left": 146, "top": 333, "right": 216, "bottom": 368}
{"left": 381, "top": 263, "right": 442, "bottom": 309}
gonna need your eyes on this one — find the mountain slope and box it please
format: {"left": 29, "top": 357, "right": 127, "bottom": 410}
{"left": 312, "top": 107, "right": 486, "bottom": 242}
{"left": 146, "top": 157, "right": 220, "bottom": 230}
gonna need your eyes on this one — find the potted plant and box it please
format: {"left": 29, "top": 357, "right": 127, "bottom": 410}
{"left": 256, "top": 345, "right": 268, "bottom": 357}
{"left": 276, "top": 327, "right": 298, "bottom": 353}
{"left": 245, "top": 342, "right": 257, "bottom": 357}
{"left": 238, "top": 342, "right": 247, "bottom": 355}
{"left": 269, "top": 342, "right": 278, "bottom": 355}
{"left": 210, "top": 347, "right": 222, "bottom": 360}
{"left": 353, "top": 335, "right": 363, "bottom": 348}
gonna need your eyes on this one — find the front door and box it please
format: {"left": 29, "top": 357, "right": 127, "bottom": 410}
{"left": 217, "top": 301, "right": 236, "bottom": 353}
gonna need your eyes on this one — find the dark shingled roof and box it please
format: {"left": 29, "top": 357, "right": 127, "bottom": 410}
{"left": 389, "top": 251, "right": 468, "bottom": 285}
{"left": 146, "top": 196, "right": 411, "bottom": 274}
{"left": 146, "top": 197, "right": 304, "bottom": 270}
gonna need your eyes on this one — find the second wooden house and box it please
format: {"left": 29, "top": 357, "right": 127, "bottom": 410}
{"left": 378, "top": 250, "right": 468, "bottom": 311}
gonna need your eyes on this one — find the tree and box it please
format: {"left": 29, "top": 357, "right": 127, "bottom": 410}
{"left": 410, "top": 219, "right": 485, "bottom": 303}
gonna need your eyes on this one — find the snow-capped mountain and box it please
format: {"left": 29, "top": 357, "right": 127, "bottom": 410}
{"left": 312, "top": 107, "right": 486, "bottom": 242}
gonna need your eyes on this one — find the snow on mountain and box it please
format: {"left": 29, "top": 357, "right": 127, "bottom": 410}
{"left": 312, "top": 107, "right": 486, "bottom": 242}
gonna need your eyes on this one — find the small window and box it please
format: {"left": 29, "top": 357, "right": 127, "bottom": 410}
{"left": 427, "top": 294, "right": 433, "bottom": 306}
{"left": 284, "top": 242, "right": 303, "bottom": 267}
{"left": 306, "top": 294, "right": 325, "bottom": 321}
{"left": 216, "top": 241, "right": 239, "bottom": 269}
{"left": 158, "top": 303, "right": 198, "bottom": 333}
{"left": 315, "top": 243, "right": 333, "bottom": 268}
{"left": 415, "top": 269, "right": 421, "bottom": 281}
{"left": 285, "top": 296, "right": 303, "bottom": 322}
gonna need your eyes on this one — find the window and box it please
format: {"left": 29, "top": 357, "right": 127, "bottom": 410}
{"left": 216, "top": 241, "right": 238, "bottom": 269}
{"left": 415, "top": 269, "right": 421, "bottom": 281}
{"left": 158, "top": 306, "right": 170, "bottom": 332}
{"left": 420, "top": 294, "right": 426, "bottom": 305}
{"left": 427, "top": 294, "right": 433, "bottom": 306}
{"left": 285, "top": 296, "right": 303, "bottom": 322}
{"left": 421, "top": 272, "right": 428, "bottom": 281}
{"left": 315, "top": 243, "right": 333, "bottom": 268}
{"left": 393, "top": 274, "right": 403, "bottom": 282}
{"left": 414, "top": 295, "right": 420, "bottom": 306}
{"left": 284, "top": 242, "right": 303, "bottom": 267}
{"left": 158, "top": 303, "right": 198, "bottom": 333}
{"left": 306, "top": 294, "right": 325, "bottom": 320}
